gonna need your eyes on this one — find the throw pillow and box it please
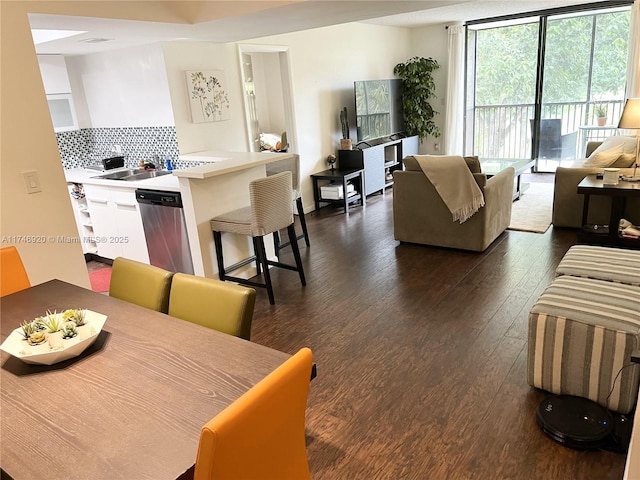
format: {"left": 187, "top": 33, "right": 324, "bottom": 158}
{"left": 583, "top": 143, "right": 625, "bottom": 167}
{"left": 611, "top": 153, "right": 637, "bottom": 168}
{"left": 585, "top": 135, "right": 636, "bottom": 163}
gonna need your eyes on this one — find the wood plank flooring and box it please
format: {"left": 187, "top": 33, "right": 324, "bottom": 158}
{"left": 248, "top": 189, "right": 627, "bottom": 479}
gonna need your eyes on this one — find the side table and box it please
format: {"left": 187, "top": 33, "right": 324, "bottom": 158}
{"left": 310, "top": 168, "right": 365, "bottom": 213}
{"left": 577, "top": 175, "right": 640, "bottom": 249}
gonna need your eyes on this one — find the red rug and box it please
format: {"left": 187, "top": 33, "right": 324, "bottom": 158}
{"left": 89, "top": 267, "right": 112, "bottom": 293}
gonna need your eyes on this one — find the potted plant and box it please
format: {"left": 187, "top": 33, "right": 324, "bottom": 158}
{"left": 594, "top": 104, "right": 608, "bottom": 126}
{"left": 393, "top": 57, "right": 441, "bottom": 141}
{"left": 42, "top": 311, "right": 64, "bottom": 348}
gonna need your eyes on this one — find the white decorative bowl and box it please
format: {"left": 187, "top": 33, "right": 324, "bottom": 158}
{"left": 0, "top": 310, "right": 107, "bottom": 365}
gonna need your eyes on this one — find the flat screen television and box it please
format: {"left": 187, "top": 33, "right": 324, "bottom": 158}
{"left": 354, "top": 79, "right": 404, "bottom": 143}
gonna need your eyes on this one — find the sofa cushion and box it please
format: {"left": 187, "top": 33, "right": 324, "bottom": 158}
{"left": 583, "top": 136, "right": 637, "bottom": 167}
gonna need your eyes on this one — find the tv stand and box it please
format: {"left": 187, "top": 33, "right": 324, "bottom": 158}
{"left": 338, "top": 135, "right": 418, "bottom": 196}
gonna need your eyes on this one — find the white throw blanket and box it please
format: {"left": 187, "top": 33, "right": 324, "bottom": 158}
{"left": 414, "top": 155, "right": 485, "bottom": 223}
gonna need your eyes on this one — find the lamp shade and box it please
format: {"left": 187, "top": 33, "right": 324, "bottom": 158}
{"left": 618, "top": 98, "right": 640, "bottom": 129}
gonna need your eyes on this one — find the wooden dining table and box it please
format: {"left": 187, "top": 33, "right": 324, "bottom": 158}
{"left": 0, "top": 279, "right": 291, "bottom": 480}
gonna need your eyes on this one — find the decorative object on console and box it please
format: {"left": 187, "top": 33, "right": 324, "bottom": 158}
{"left": 618, "top": 98, "right": 640, "bottom": 181}
{"left": 393, "top": 57, "right": 441, "bottom": 141}
{"left": 339, "top": 106, "right": 352, "bottom": 150}
{"left": 326, "top": 154, "right": 337, "bottom": 171}
{"left": 186, "top": 70, "right": 231, "bottom": 123}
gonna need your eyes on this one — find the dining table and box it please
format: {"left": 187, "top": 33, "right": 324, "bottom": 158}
{"left": 0, "top": 279, "right": 291, "bottom": 480}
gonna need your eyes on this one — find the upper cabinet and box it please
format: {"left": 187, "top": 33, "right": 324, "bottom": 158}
{"left": 38, "top": 55, "right": 71, "bottom": 94}
{"left": 37, "top": 55, "right": 78, "bottom": 132}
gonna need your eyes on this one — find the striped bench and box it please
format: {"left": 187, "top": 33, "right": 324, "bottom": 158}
{"left": 556, "top": 245, "right": 640, "bottom": 287}
{"left": 527, "top": 275, "right": 640, "bottom": 414}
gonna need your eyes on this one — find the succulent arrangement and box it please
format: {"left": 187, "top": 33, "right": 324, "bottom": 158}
{"left": 20, "top": 309, "right": 87, "bottom": 346}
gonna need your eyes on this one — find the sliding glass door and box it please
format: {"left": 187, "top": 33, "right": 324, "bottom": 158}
{"left": 466, "top": 3, "right": 631, "bottom": 172}
{"left": 466, "top": 20, "right": 539, "bottom": 160}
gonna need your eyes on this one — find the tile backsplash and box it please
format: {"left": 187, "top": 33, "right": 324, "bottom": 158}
{"left": 56, "top": 126, "right": 204, "bottom": 170}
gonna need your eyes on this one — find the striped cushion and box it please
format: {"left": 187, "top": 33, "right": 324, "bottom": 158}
{"left": 527, "top": 276, "right": 640, "bottom": 413}
{"left": 556, "top": 245, "right": 640, "bottom": 286}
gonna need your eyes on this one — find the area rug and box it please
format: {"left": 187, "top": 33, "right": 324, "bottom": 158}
{"left": 89, "top": 267, "right": 111, "bottom": 293}
{"left": 508, "top": 182, "right": 554, "bottom": 234}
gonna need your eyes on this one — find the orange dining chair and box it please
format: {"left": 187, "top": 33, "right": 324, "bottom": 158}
{"left": 0, "top": 246, "right": 31, "bottom": 297}
{"left": 194, "top": 347, "right": 314, "bottom": 480}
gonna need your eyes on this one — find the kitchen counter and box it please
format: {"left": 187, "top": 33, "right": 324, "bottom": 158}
{"left": 65, "top": 168, "right": 180, "bottom": 192}
{"left": 175, "top": 150, "right": 292, "bottom": 179}
{"left": 66, "top": 151, "right": 297, "bottom": 279}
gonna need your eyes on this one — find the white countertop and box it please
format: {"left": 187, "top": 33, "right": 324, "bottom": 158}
{"left": 65, "top": 168, "right": 180, "bottom": 192}
{"left": 175, "top": 150, "right": 295, "bottom": 179}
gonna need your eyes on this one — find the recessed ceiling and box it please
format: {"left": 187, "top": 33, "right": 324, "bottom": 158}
{"left": 31, "top": 29, "right": 88, "bottom": 45}
{"left": 29, "top": 0, "right": 611, "bottom": 56}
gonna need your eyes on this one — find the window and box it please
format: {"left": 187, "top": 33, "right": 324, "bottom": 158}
{"left": 465, "top": 3, "right": 632, "bottom": 171}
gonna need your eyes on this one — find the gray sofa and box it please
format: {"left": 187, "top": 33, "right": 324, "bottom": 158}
{"left": 552, "top": 141, "right": 640, "bottom": 228}
{"left": 393, "top": 156, "right": 514, "bottom": 252}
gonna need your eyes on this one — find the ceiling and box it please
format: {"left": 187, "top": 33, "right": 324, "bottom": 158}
{"left": 30, "top": 0, "right": 608, "bottom": 56}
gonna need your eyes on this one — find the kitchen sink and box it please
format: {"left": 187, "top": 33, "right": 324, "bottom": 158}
{"left": 92, "top": 169, "right": 172, "bottom": 181}
{"left": 123, "top": 170, "right": 173, "bottom": 181}
{"left": 92, "top": 169, "right": 143, "bottom": 180}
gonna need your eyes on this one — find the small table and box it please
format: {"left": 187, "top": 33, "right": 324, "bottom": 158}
{"left": 577, "top": 175, "right": 640, "bottom": 249}
{"left": 479, "top": 158, "right": 535, "bottom": 200}
{"left": 310, "top": 168, "right": 365, "bottom": 213}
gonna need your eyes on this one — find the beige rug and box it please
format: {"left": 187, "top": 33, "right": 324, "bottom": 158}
{"left": 508, "top": 182, "right": 554, "bottom": 233}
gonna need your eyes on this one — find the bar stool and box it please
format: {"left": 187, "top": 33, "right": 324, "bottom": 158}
{"left": 265, "top": 154, "right": 310, "bottom": 258}
{"left": 210, "top": 171, "right": 306, "bottom": 305}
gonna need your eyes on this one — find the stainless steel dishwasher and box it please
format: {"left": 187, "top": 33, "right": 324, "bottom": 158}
{"left": 135, "top": 189, "right": 194, "bottom": 274}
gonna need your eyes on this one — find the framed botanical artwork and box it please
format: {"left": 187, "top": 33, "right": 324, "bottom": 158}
{"left": 185, "top": 70, "right": 231, "bottom": 123}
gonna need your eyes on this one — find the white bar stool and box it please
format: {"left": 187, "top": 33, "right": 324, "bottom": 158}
{"left": 210, "top": 171, "right": 306, "bottom": 305}
{"left": 265, "top": 154, "right": 310, "bottom": 257}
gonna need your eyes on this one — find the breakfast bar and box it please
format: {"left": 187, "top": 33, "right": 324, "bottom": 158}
{"left": 174, "top": 151, "right": 298, "bottom": 278}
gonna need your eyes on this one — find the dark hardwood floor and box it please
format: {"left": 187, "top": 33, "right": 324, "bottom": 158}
{"left": 247, "top": 189, "right": 627, "bottom": 479}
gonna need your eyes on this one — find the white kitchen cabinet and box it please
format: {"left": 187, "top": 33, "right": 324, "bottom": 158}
{"left": 68, "top": 184, "right": 97, "bottom": 255}
{"left": 84, "top": 184, "right": 149, "bottom": 263}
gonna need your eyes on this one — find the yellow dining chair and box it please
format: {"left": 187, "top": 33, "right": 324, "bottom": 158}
{"left": 109, "top": 257, "right": 174, "bottom": 313}
{"left": 0, "top": 246, "right": 31, "bottom": 297}
{"left": 194, "top": 347, "right": 314, "bottom": 480}
{"left": 167, "top": 273, "right": 256, "bottom": 340}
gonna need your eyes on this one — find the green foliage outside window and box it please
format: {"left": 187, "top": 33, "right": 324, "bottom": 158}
{"left": 474, "top": 10, "right": 630, "bottom": 106}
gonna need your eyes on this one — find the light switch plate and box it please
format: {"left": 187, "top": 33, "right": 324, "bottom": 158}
{"left": 22, "top": 170, "right": 42, "bottom": 194}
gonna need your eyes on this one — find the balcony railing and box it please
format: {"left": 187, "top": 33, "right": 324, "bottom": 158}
{"left": 470, "top": 100, "right": 625, "bottom": 160}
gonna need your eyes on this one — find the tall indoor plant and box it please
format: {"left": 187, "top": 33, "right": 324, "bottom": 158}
{"left": 393, "top": 56, "right": 441, "bottom": 140}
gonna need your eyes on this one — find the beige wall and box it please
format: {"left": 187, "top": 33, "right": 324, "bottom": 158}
{"left": 1, "top": 1, "right": 90, "bottom": 288}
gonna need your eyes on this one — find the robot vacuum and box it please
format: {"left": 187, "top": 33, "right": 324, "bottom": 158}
{"left": 536, "top": 395, "right": 614, "bottom": 450}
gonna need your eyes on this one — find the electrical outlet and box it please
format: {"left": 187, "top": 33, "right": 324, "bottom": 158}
{"left": 434, "top": 143, "right": 440, "bottom": 151}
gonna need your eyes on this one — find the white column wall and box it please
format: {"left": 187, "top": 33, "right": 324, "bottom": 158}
{"left": 409, "top": 24, "right": 450, "bottom": 155}
{"left": 65, "top": 43, "right": 175, "bottom": 128}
